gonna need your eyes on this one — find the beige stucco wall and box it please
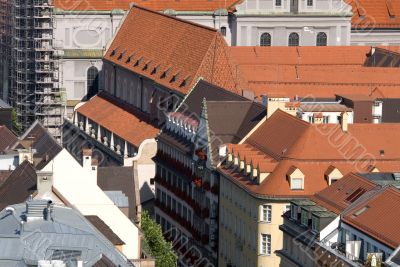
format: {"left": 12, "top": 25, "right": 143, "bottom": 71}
{"left": 219, "top": 176, "right": 290, "bottom": 267}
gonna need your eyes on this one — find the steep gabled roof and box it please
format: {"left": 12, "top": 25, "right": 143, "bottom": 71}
{"left": 103, "top": 5, "right": 242, "bottom": 94}
{"left": 0, "top": 161, "right": 37, "bottom": 211}
{"left": 0, "top": 126, "right": 18, "bottom": 153}
{"left": 97, "top": 166, "right": 138, "bottom": 220}
{"left": 18, "top": 121, "right": 62, "bottom": 170}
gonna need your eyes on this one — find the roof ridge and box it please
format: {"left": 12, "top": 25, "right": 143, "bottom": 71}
{"left": 131, "top": 4, "right": 219, "bottom": 33}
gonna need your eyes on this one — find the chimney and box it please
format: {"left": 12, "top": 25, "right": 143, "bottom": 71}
{"left": 341, "top": 112, "right": 349, "bottom": 132}
{"left": 82, "top": 148, "right": 93, "bottom": 168}
{"left": 37, "top": 171, "right": 53, "bottom": 198}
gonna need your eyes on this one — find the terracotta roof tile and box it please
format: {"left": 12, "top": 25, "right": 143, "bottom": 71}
{"left": 346, "top": 0, "right": 400, "bottom": 28}
{"left": 76, "top": 92, "right": 159, "bottom": 148}
{"left": 219, "top": 110, "right": 400, "bottom": 198}
{"left": 342, "top": 186, "right": 400, "bottom": 249}
{"left": 55, "top": 0, "right": 240, "bottom": 11}
{"left": 230, "top": 46, "right": 372, "bottom": 66}
{"left": 310, "top": 172, "right": 376, "bottom": 214}
{"left": 103, "top": 5, "right": 242, "bottom": 95}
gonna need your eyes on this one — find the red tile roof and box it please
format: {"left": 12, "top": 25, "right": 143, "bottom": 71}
{"left": 346, "top": 0, "right": 400, "bottom": 28}
{"left": 76, "top": 92, "right": 159, "bottom": 148}
{"left": 230, "top": 46, "right": 372, "bottom": 66}
{"left": 103, "top": 5, "right": 243, "bottom": 95}
{"left": 230, "top": 46, "right": 400, "bottom": 100}
{"left": 342, "top": 186, "right": 400, "bottom": 249}
{"left": 54, "top": 0, "right": 240, "bottom": 11}
{"left": 219, "top": 110, "right": 400, "bottom": 198}
{"left": 311, "top": 172, "right": 376, "bottom": 214}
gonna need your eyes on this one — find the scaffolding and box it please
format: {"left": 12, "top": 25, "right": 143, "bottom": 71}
{"left": 0, "top": 0, "right": 62, "bottom": 140}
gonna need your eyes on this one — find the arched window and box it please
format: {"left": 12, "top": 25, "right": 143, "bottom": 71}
{"left": 316, "top": 32, "right": 327, "bottom": 46}
{"left": 288, "top": 32, "right": 300, "bottom": 46}
{"left": 260, "top": 33, "right": 272, "bottom": 46}
{"left": 220, "top": 26, "right": 227, "bottom": 36}
{"left": 87, "top": 66, "right": 99, "bottom": 99}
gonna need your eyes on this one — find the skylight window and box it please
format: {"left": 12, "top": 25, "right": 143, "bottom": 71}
{"left": 354, "top": 206, "right": 369, "bottom": 217}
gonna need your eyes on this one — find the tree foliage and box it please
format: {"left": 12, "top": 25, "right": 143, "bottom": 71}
{"left": 11, "top": 109, "right": 22, "bottom": 134}
{"left": 141, "top": 211, "right": 177, "bottom": 267}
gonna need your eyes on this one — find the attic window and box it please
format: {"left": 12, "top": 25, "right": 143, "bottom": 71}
{"left": 161, "top": 68, "right": 171, "bottom": 79}
{"left": 126, "top": 54, "right": 134, "bottom": 63}
{"left": 134, "top": 57, "right": 143, "bottom": 67}
{"left": 151, "top": 65, "right": 160, "bottom": 75}
{"left": 354, "top": 206, "right": 369, "bottom": 217}
{"left": 180, "top": 76, "right": 191, "bottom": 87}
{"left": 143, "top": 61, "right": 151, "bottom": 71}
{"left": 170, "top": 72, "right": 179, "bottom": 83}
{"left": 380, "top": 149, "right": 385, "bottom": 156}
{"left": 117, "top": 50, "right": 126, "bottom": 60}
{"left": 110, "top": 48, "right": 118, "bottom": 57}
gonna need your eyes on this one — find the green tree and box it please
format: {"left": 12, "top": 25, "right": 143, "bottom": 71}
{"left": 11, "top": 109, "right": 22, "bottom": 134}
{"left": 141, "top": 211, "right": 177, "bottom": 267}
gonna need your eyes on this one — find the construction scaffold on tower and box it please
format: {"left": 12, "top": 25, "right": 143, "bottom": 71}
{"left": 0, "top": 0, "right": 63, "bottom": 141}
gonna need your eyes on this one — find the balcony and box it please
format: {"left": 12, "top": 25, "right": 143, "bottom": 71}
{"left": 155, "top": 151, "right": 193, "bottom": 180}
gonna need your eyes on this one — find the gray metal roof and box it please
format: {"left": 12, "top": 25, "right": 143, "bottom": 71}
{"left": 0, "top": 201, "right": 133, "bottom": 267}
{"left": 104, "top": 191, "right": 129, "bottom": 208}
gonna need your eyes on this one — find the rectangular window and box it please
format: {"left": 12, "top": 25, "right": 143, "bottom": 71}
{"left": 311, "top": 216, "right": 319, "bottom": 231}
{"left": 291, "top": 178, "right": 303, "bottom": 190}
{"left": 301, "top": 210, "right": 308, "bottom": 226}
{"left": 323, "top": 116, "right": 330, "bottom": 124}
{"left": 291, "top": 204, "right": 297, "bottom": 219}
{"left": 261, "top": 205, "right": 272, "bottom": 222}
{"left": 275, "top": 0, "right": 281, "bottom": 6}
{"left": 261, "top": 234, "right": 271, "bottom": 255}
{"left": 308, "top": 116, "right": 314, "bottom": 123}
{"left": 307, "top": 0, "right": 313, "bottom": 6}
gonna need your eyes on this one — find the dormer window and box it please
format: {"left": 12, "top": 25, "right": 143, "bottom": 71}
{"left": 134, "top": 57, "right": 143, "bottom": 67}
{"left": 311, "top": 216, "right": 319, "bottom": 232}
{"left": 110, "top": 47, "right": 118, "bottom": 57}
{"left": 287, "top": 167, "right": 304, "bottom": 190}
{"left": 161, "top": 68, "right": 170, "bottom": 79}
{"left": 290, "top": 204, "right": 297, "bottom": 219}
{"left": 301, "top": 209, "right": 309, "bottom": 226}
{"left": 117, "top": 50, "right": 126, "bottom": 60}
{"left": 143, "top": 61, "right": 151, "bottom": 71}
{"left": 170, "top": 72, "right": 179, "bottom": 83}
{"left": 179, "top": 76, "right": 190, "bottom": 87}
{"left": 151, "top": 65, "right": 160, "bottom": 75}
{"left": 324, "top": 166, "right": 343, "bottom": 185}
